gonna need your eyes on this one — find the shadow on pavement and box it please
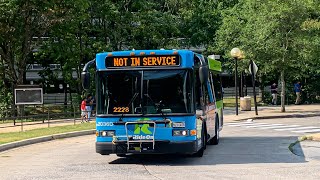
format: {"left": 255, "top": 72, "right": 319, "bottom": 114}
{"left": 108, "top": 136, "right": 307, "bottom": 166}
{"left": 292, "top": 140, "right": 320, "bottom": 161}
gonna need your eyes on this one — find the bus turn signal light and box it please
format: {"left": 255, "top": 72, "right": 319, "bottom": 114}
{"left": 190, "top": 130, "right": 197, "bottom": 136}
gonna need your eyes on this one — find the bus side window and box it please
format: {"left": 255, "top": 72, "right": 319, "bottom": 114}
{"left": 194, "top": 55, "right": 203, "bottom": 110}
{"left": 208, "top": 72, "right": 215, "bottom": 103}
{"left": 195, "top": 70, "right": 202, "bottom": 110}
{"left": 212, "top": 74, "right": 222, "bottom": 101}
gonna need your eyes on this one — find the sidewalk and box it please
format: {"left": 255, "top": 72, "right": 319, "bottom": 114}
{"left": 0, "top": 118, "right": 95, "bottom": 133}
{"left": 224, "top": 104, "right": 320, "bottom": 122}
{"left": 224, "top": 104, "right": 320, "bottom": 144}
{"left": 1, "top": 104, "right": 320, "bottom": 133}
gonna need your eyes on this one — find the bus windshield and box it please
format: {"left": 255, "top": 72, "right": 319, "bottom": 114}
{"left": 97, "top": 69, "right": 193, "bottom": 115}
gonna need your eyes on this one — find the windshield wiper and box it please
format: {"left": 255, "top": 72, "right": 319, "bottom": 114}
{"left": 119, "top": 92, "right": 139, "bottom": 121}
{"left": 143, "top": 94, "right": 167, "bottom": 120}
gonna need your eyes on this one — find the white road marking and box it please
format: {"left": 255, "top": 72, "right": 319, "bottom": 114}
{"left": 274, "top": 126, "right": 318, "bottom": 131}
{"left": 225, "top": 121, "right": 320, "bottom": 134}
{"left": 292, "top": 129, "right": 320, "bottom": 133}
{"left": 226, "top": 123, "right": 268, "bottom": 127}
{"left": 244, "top": 124, "right": 286, "bottom": 128}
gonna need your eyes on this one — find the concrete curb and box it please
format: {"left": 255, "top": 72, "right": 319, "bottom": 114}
{"left": 234, "top": 113, "right": 320, "bottom": 122}
{"left": 300, "top": 133, "right": 320, "bottom": 142}
{"left": 0, "top": 129, "right": 95, "bottom": 153}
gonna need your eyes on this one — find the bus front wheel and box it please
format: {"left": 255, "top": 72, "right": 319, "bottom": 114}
{"left": 212, "top": 116, "right": 220, "bottom": 145}
{"left": 208, "top": 115, "right": 220, "bottom": 145}
{"left": 193, "top": 125, "right": 206, "bottom": 157}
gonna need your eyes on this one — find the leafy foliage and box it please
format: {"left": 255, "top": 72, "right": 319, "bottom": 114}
{"left": 0, "top": 0, "right": 320, "bottom": 110}
{"left": 214, "top": 0, "right": 320, "bottom": 110}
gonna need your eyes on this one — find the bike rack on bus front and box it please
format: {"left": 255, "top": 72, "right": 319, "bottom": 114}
{"left": 124, "top": 121, "right": 156, "bottom": 152}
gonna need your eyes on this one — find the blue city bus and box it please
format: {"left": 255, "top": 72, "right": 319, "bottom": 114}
{"left": 81, "top": 49, "right": 223, "bottom": 157}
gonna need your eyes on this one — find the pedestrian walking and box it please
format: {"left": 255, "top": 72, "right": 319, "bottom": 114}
{"left": 86, "top": 94, "right": 93, "bottom": 121}
{"left": 294, "top": 81, "right": 302, "bottom": 105}
{"left": 80, "top": 98, "right": 87, "bottom": 123}
{"left": 91, "top": 95, "right": 96, "bottom": 117}
{"left": 271, "top": 83, "right": 278, "bottom": 105}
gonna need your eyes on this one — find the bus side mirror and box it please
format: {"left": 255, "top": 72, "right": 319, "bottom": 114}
{"left": 81, "top": 71, "right": 90, "bottom": 89}
{"left": 199, "top": 66, "right": 208, "bottom": 84}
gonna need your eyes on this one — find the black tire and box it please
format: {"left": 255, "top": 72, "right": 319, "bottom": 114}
{"left": 208, "top": 115, "right": 220, "bottom": 145}
{"left": 212, "top": 117, "right": 220, "bottom": 145}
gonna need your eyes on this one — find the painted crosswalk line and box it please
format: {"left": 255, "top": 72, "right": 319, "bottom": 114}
{"left": 292, "top": 129, "right": 320, "bottom": 133}
{"left": 224, "top": 122, "right": 320, "bottom": 134}
{"left": 274, "top": 126, "right": 318, "bottom": 131}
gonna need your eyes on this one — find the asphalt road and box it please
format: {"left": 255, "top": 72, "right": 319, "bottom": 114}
{"left": 1, "top": 117, "right": 320, "bottom": 180}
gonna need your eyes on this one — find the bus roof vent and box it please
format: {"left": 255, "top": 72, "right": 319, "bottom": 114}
{"left": 160, "top": 48, "right": 165, "bottom": 50}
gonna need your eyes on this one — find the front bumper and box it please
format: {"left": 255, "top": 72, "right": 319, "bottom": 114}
{"left": 96, "top": 141, "right": 198, "bottom": 155}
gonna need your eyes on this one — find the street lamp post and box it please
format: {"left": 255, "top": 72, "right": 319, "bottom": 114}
{"left": 231, "top": 48, "right": 242, "bottom": 115}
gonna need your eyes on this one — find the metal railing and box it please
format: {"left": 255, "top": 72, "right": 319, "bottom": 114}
{"left": 0, "top": 104, "right": 95, "bottom": 132}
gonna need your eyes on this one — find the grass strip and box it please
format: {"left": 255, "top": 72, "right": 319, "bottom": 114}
{"left": 0, "top": 123, "right": 95, "bottom": 145}
{"left": 223, "top": 97, "right": 265, "bottom": 107}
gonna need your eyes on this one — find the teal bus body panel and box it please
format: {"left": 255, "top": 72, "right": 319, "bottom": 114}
{"left": 96, "top": 116, "right": 197, "bottom": 143}
{"left": 96, "top": 50, "right": 195, "bottom": 70}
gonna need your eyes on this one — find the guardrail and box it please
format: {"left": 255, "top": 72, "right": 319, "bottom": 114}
{"left": 0, "top": 104, "right": 95, "bottom": 132}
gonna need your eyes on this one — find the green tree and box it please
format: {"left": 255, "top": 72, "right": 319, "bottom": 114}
{"left": 35, "top": 0, "right": 90, "bottom": 104}
{"left": 0, "top": 0, "right": 89, "bottom": 109}
{"left": 215, "top": 0, "right": 315, "bottom": 112}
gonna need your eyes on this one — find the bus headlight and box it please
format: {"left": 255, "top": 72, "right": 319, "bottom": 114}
{"left": 99, "top": 130, "right": 115, "bottom": 137}
{"left": 173, "top": 130, "right": 188, "bottom": 136}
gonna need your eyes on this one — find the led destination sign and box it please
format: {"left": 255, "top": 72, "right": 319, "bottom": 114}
{"left": 105, "top": 55, "right": 180, "bottom": 68}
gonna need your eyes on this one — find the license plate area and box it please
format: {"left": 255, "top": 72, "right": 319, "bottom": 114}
{"left": 127, "top": 142, "right": 154, "bottom": 152}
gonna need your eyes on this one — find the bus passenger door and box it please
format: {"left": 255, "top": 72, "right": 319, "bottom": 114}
{"left": 206, "top": 76, "right": 215, "bottom": 137}
{"left": 211, "top": 74, "right": 223, "bottom": 129}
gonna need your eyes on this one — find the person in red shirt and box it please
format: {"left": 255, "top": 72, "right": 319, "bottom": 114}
{"left": 81, "top": 98, "right": 87, "bottom": 123}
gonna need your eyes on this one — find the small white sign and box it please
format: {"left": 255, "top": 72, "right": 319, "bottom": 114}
{"left": 15, "top": 88, "right": 43, "bottom": 105}
{"left": 249, "top": 61, "right": 258, "bottom": 75}
{"left": 96, "top": 122, "right": 114, "bottom": 127}
{"left": 132, "top": 135, "right": 154, "bottom": 140}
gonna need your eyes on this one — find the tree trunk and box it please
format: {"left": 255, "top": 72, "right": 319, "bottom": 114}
{"left": 280, "top": 70, "right": 286, "bottom": 112}
{"left": 64, "top": 83, "right": 67, "bottom": 106}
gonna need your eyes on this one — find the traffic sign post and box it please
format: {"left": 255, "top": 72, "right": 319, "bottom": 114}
{"left": 250, "top": 60, "right": 258, "bottom": 115}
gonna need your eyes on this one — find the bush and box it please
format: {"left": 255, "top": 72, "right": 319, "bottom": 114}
{"left": 262, "top": 91, "right": 272, "bottom": 104}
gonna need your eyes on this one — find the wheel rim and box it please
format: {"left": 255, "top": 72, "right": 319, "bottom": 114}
{"left": 216, "top": 121, "right": 219, "bottom": 140}
{"left": 217, "top": 126, "right": 219, "bottom": 140}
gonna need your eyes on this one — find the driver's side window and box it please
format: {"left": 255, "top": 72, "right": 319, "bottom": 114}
{"left": 194, "top": 55, "right": 203, "bottom": 111}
